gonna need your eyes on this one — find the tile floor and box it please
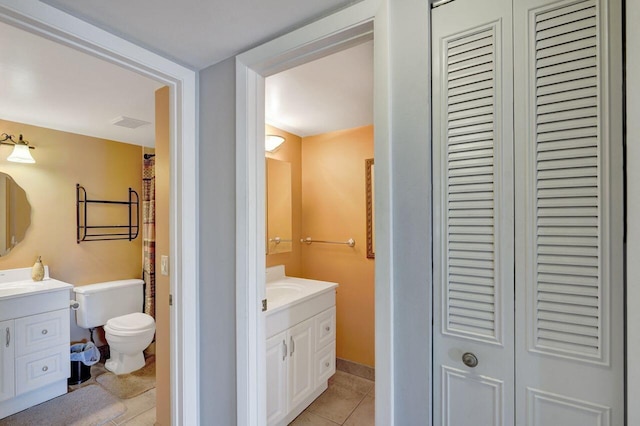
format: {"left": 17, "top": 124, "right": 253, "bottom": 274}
{"left": 69, "top": 361, "right": 156, "bottom": 425}
{"left": 290, "top": 371, "right": 375, "bottom": 425}
{"left": 68, "top": 363, "right": 371, "bottom": 426}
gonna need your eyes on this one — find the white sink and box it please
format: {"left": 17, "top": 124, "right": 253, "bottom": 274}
{"left": 265, "top": 266, "right": 338, "bottom": 337}
{"left": 266, "top": 282, "right": 305, "bottom": 307}
{"left": 0, "top": 267, "right": 73, "bottom": 321}
{"left": 0, "top": 279, "right": 72, "bottom": 299}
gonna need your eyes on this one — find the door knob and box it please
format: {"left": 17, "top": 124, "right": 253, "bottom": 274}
{"left": 462, "top": 352, "right": 478, "bottom": 368}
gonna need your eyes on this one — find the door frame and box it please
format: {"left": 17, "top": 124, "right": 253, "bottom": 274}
{"left": 0, "top": 1, "right": 199, "bottom": 424}
{"left": 626, "top": 0, "right": 640, "bottom": 423}
{"left": 235, "top": 0, "right": 392, "bottom": 424}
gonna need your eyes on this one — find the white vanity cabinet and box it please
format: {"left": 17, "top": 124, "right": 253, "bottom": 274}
{"left": 266, "top": 306, "right": 337, "bottom": 426}
{"left": 0, "top": 268, "right": 72, "bottom": 420}
{"left": 265, "top": 268, "right": 338, "bottom": 426}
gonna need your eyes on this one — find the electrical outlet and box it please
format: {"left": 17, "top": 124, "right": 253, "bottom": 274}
{"left": 161, "top": 255, "right": 169, "bottom": 276}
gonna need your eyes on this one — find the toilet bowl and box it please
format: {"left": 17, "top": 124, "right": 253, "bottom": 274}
{"left": 72, "top": 279, "right": 156, "bottom": 375}
{"left": 104, "top": 312, "right": 156, "bottom": 374}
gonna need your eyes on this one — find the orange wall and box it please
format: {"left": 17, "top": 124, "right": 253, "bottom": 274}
{"left": 301, "top": 126, "right": 374, "bottom": 367}
{"left": 0, "top": 119, "right": 142, "bottom": 283}
{"left": 265, "top": 125, "right": 302, "bottom": 277}
{"left": 154, "top": 87, "right": 171, "bottom": 425}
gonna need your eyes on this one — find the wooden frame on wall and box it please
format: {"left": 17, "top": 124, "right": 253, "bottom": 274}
{"left": 366, "top": 158, "right": 375, "bottom": 259}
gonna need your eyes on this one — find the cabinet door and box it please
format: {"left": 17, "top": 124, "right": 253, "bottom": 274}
{"left": 315, "top": 342, "right": 335, "bottom": 387}
{"left": 315, "top": 307, "right": 336, "bottom": 351}
{"left": 266, "top": 331, "right": 287, "bottom": 426}
{"left": 0, "top": 320, "right": 14, "bottom": 402}
{"left": 14, "top": 309, "right": 69, "bottom": 357}
{"left": 15, "top": 344, "right": 69, "bottom": 395}
{"left": 288, "top": 317, "right": 314, "bottom": 409}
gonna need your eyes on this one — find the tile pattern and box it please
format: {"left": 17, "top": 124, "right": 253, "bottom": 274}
{"left": 290, "top": 371, "right": 375, "bottom": 425}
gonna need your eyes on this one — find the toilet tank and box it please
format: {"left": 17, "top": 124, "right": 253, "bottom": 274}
{"left": 73, "top": 279, "right": 145, "bottom": 328}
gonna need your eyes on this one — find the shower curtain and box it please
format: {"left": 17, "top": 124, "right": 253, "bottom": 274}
{"left": 142, "top": 154, "right": 156, "bottom": 318}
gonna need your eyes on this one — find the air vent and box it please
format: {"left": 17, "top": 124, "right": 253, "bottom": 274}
{"left": 111, "top": 116, "right": 150, "bottom": 129}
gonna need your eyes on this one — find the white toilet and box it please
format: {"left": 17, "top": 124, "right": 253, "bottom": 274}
{"left": 73, "top": 279, "right": 156, "bottom": 375}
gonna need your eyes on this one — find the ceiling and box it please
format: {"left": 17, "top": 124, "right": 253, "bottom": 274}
{"left": 266, "top": 40, "right": 373, "bottom": 137}
{"left": 39, "top": 0, "right": 357, "bottom": 70}
{"left": 0, "top": 21, "right": 162, "bottom": 147}
{"left": 1, "top": 1, "right": 371, "bottom": 145}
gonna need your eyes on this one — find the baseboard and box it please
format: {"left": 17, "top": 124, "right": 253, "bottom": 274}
{"left": 336, "top": 358, "right": 375, "bottom": 381}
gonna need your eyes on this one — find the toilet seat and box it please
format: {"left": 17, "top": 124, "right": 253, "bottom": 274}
{"left": 105, "top": 312, "right": 155, "bottom": 336}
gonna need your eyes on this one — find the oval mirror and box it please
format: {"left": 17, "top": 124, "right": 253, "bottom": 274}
{"left": 0, "top": 173, "right": 30, "bottom": 256}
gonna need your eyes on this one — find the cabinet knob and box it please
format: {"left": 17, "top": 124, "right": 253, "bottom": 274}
{"left": 325, "top": 362, "right": 330, "bottom": 367}
{"left": 42, "top": 366, "right": 48, "bottom": 372}
{"left": 325, "top": 326, "right": 330, "bottom": 332}
{"left": 41, "top": 329, "right": 48, "bottom": 335}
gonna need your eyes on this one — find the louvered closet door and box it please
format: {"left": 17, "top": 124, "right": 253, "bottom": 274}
{"left": 432, "top": 0, "right": 514, "bottom": 424}
{"left": 513, "top": 0, "right": 623, "bottom": 424}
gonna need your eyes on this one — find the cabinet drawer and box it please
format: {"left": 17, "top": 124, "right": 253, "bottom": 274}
{"left": 315, "top": 342, "right": 335, "bottom": 387}
{"left": 15, "top": 344, "right": 69, "bottom": 395}
{"left": 315, "top": 307, "right": 336, "bottom": 350}
{"left": 15, "top": 309, "right": 69, "bottom": 357}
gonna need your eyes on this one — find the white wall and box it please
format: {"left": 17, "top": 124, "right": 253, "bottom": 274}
{"left": 387, "top": 0, "right": 432, "bottom": 422}
{"left": 627, "top": 0, "right": 640, "bottom": 423}
{"left": 199, "top": 57, "right": 238, "bottom": 424}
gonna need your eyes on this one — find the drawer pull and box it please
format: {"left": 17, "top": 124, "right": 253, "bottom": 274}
{"left": 290, "top": 336, "right": 295, "bottom": 356}
{"left": 325, "top": 362, "right": 330, "bottom": 368}
{"left": 325, "top": 326, "right": 330, "bottom": 332}
{"left": 42, "top": 366, "right": 48, "bottom": 372}
{"left": 282, "top": 340, "right": 287, "bottom": 361}
{"left": 5, "top": 327, "right": 9, "bottom": 347}
{"left": 41, "top": 329, "right": 48, "bottom": 335}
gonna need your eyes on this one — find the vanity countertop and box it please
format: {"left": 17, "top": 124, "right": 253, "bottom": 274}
{"left": 0, "top": 278, "right": 72, "bottom": 300}
{"left": 0, "top": 268, "right": 73, "bottom": 321}
{"left": 265, "top": 265, "right": 338, "bottom": 337}
{"left": 266, "top": 276, "right": 338, "bottom": 314}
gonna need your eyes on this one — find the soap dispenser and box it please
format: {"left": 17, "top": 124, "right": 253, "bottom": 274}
{"left": 32, "top": 256, "right": 44, "bottom": 281}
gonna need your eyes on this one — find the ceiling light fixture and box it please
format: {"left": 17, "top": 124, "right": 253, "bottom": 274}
{"left": 0, "top": 133, "right": 36, "bottom": 164}
{"left": 265, "top": 134, "right": 285, "bottom": 152}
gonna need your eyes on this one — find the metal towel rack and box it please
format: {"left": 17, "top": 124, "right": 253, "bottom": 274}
{"left": 76, "top": 184, "right": 140, "bottom": 243}
{"left": 300, "top": 237, "right": 356, "bottom": 247}
{"left": 269, "top": 237, "right": 292, "bottom": 245}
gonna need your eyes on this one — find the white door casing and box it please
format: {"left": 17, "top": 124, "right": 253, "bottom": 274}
{"left": 433, "top": 0, "right": 623, "bottom": 424}
{"left": 432, "top": 0, "right": 515, "bottom": 424}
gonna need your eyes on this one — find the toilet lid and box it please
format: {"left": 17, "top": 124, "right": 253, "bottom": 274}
{"left": 106, "top": 312, "right": 155, "bottom": 331}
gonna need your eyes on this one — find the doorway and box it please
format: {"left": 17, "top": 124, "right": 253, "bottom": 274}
{"left": 234, "top": 2, "right": 391, "bottom": 424}
{"left": 264, "top": 40, "right": 374, "bottom": 424}
{"left": 0, "top": 3, "right": 199, "bottom": 424}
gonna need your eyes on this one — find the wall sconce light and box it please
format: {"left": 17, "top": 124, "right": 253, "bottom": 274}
{"left": 0, "top": 133, "right": 36, "bottom": 164}
{"left": 265, "top": 135, "right": 285, "bottom": 153}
